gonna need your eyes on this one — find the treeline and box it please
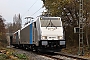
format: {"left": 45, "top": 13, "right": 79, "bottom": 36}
{"left": 0, "top": 15, "right": 6, "bottom": 40}
{"left": 42, "top": 0, "right": 90, "bottom": 48}
{"left": 6, "top": 14, "right": 22, "bottom": 33}
{"left": 0, "top": 15, "right": 7, "bottom": 47}
{"left": 0, "top": 14, "right": 22, "bottom": 47}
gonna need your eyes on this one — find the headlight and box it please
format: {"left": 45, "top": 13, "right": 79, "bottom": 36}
{"left": 42, "top": 41, "right": 48, "bottom": 45}
{"left": 60, "top": 41, "right": 65, "bottom": 45}
{"left": 41, "top": 36, "right": 47, "bottom": 39}
{"left": 58, "top": 36, "right": 63, "bottom": 39}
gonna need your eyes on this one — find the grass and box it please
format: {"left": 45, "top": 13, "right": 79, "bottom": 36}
{"left": 61, "top": 46, "right": 90, "bottom": 59}
{"left": 0, "top": 54, "right": 9, "bottom": 60}
{"left": 0, "top": 41, "right": 29, "bottom": 60}
{"left": 0, "top": 48, "right": 28, "bottom": 60}
{"left": 15, "top": 53, "right": 28, "bottom": 59}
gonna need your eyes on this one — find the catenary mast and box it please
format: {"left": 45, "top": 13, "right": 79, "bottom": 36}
{"left": 78, "top": 0, "right": 84, "bottom": 55}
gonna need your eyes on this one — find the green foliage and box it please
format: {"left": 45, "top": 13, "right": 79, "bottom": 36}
{"left": 15, "top": 53, "right": 28, "bottom": 59}
{"left": 0, "top": 54, "right": 9, "bottom": 60}
{"left": 0, "top": 48, "right": 28, "bottom": 60}
{"left": 42, "top": 0, "right": 90, "bottom": 26}
{"left": 42, "top": 0, "right": 72, "bottom": 16}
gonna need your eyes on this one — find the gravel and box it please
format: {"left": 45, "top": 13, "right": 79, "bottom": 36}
{"left": 14, "top": 49, "right": 54, "bottom": 60}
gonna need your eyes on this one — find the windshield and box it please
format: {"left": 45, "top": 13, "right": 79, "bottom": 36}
{"left": 40, "top": 17, "right": 62, "bottom": 27}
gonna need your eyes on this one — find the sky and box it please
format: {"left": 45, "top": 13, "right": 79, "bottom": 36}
{"left": 0, "top": 0, "right": 45, "bottom": 24}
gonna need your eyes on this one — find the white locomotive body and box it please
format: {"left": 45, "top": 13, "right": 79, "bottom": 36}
{"left": 11, "top": 16, "right": 66, "bottom": 52}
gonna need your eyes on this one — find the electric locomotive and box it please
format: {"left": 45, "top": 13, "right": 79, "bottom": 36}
{"left": 11, "top": 16, "right": 66, "bottom": 52}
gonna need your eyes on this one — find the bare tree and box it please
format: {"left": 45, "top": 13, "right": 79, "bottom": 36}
{"left": 0, "top": 15, "right": 6, "bottom": 44}
{"left": 6, "top": 23, "right": 13, "bottom": 33}
{"left": 13, "top": 14, "right": 22, "bottom": 32}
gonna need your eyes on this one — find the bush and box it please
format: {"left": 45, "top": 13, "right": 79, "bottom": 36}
{"left": 0, "top": 39, "right": 8, "bottom": 48}
{"left": 0, "top": 54, "right": 9, "bottom": 60}
{"left": 15, "top": 53, "right": 28, "bottom": 59}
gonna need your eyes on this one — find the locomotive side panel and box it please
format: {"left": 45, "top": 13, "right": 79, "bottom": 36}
{"left": 33, "top": 22, "right": 38, "bottom": 46}
{"left": 20, "top": 25, "right": 30, "bottom": 44}
{"left": 32, "top": 20, "right": 41, "bottom": 46}
{"left": 12, "top": 30, "right": 20, "bottom": 44}
{"left": 34, "top": 19, "right": 41, "bottom": 46}
{"left": 20, "top": 21, "right": 39, "bottom": 45}
{"left": 12, "top": 33, "right": 17, "bottom": 44}
{"left": 29, "top": 23, "right": 33, "bottom": 44}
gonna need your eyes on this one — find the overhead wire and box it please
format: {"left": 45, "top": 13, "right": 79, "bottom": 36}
{"left": 22, "top": 0, "right": 43, "bottom": 26}
{"left": 27, "top": 0, "right": 38, "bottom": 11}
{"left": 31, "top": 7, "right": 42, "bottom": 16}
{"left": 22, "top": 0, "right": 38, "bottom": 17}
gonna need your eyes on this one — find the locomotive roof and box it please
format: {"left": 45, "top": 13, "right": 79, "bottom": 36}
{"left": 14, "top": 17, "right": 62, "bottom": 33}
{"left": 21, "top": 19, "right": 37, "bottom": 30}
{"left": 14, "top": 30, "right": 20, "bottom": 34}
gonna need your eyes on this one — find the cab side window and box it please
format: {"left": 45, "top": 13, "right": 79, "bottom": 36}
{"left": 34, "top": 22, "right": 36, "bottom": 28}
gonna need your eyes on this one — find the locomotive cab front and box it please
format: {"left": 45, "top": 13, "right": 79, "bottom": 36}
{"left": 38, "top": 17, "right": 66, "bottom": 52}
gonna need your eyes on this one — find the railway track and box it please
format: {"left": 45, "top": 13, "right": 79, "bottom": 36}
{"left": 39, "top": 52, "right": 89, "bottom": 60}
{"left": 54, "top": 52, "right": 89, "bottom": 60}
{"left": 12, "top": 47, "right": 89, "bottom": 60}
